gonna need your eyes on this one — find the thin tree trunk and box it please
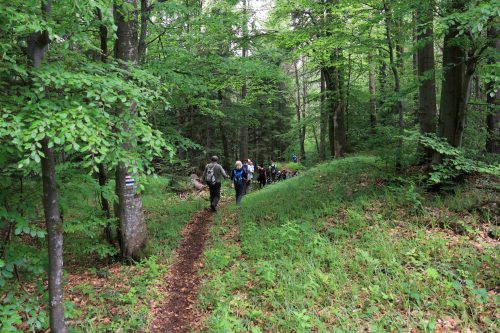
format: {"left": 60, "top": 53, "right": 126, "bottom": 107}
{"left": 319, "top": 70, "right": 327, "bottom": 160}
{"left": 486, "top": 27, "right": 499, "bottom": 153}
{"left": 96, "top": 7, "right": 112, "bottom": 242}
{"left": 383, "top": 1, "right": 404, "bottom": 170}
{"left": 300, "top": 55, "right": 307, "bottom": 160}
{"left": 346, "top": 53, "right": 352, "bottom": 133}
{"left": 416, "top": 2, "right": 437, "bottom": 162}
{"left": 293, "top": 60, "right": 304, "bottom": 159}
{"left": 138, "top": 0, "right": 149, "bottom": 63}
{"left": 378, "top": 49, "right": 387, "bottom": 113}
{"left": 41, "top": 138, "right": 66, "bottom": 333}
{"left": 28, "top": 1, "right": 66, "bottom": 331}
{"left": 368, "top": 54, "right": 377, "bottom": 130}
{"left": 333, "top": 62, "right": 347, "bottom": 157}
{"left": 239, "top": 0, "right": 249, "bottom": 161}
{"left": 114, "top": 0, "right": 147, "bottom": 260}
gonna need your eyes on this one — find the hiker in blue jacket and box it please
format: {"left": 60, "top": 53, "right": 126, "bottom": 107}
{"left": 231, "top": 160, "right": 248, "bottom": 204}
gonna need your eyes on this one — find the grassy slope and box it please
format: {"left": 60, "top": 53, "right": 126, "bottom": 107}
{"left": 198, "top": 156, "right": 499, "bottom": 332}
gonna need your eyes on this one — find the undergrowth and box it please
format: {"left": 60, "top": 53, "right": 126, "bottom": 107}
{"left": 198, "top": 156, "right": 499, "bottom": 332}
{"left": 0, "top": 174, "right": 204, "bottom": 332}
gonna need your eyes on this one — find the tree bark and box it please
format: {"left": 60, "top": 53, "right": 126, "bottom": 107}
{"left": 436, "top": 1, "right": 473, "bottom": 152}
{"left": 383, "top": 1, "right": 404, "bottom": 170}
{"left": 239, "top": 0, "right": 249, "bottom": 161}
{"left": 293, "top": 60, "right": 304, "bottom": 161}
{"left": 416, "top": 2, "right": 437, "bottom": 162}
{"left": 486, "top": 27, "right": 499, "bottom": 153}
{"left": 114, "top": 0, "right": 147, "bottom": 260}
{"left": 319, "top": 70, "right": 327, "bottom": 160}
{"left": 323, "top": 59, "right": 347, "bottom": 158}
{"left": 28, "top": 1, "right": 66, "bottom": 331}
{"left": 368, "top": 54, "right": 377, "bottom": 130}
{"left": 138, "top": 0, "right": 149, "bottom": 63}
{"left": 41, "top": 138, "right": 66, "bottom": 333}
{"left": 300, "top": 55, "right": 307, "bottom": 160}
{"left": 96, "top": 7, "right": 112, "bottom": 242}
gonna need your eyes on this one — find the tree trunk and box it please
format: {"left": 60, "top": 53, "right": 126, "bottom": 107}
{"left": 383, "top": 1, "right": 404, "bottom": 170}
{"left": 28, "top": 1, "right": 66, "bottom": 331}
{"left": 96, "top": 7, "right": 112, "bottom": 242}
{"left": 239, "top": 0, "right": 249, "bottom": 161}
{"left": 323, "top": 59, "right": 347, "bottom": 158}
{"left": 416, "top": 2, "right": 437, "bottom": 162}
{"left": 486, "top": 27, "right": 499, "bottom": 153}
{"left": 114, "top": 0, "right": 147, "bottom": 260}
{"left": 436, "top": 5, "right": 472, "bottom": 151}
{"left": 345, "top": 53, "right": 352, "bottom": 133}
{"left": 300, "top": 55, "right": 307, "bottom": 160}
{"left": 138, "top": 0, "right": 149, "bottom": 63}
{"left": 41, "top": 138, "right": 66, "bottom": 333}
{"left": 319, "top": 70, "right": 327, "bottom": 160}
{"left": 239, "top": 80, "right": 249, "bottom": 160}
{"left": 293, "top": 60, "right": 304, "bottom": 161}
{"left": 368, "top": 54, "right": 377, "bottom": 130}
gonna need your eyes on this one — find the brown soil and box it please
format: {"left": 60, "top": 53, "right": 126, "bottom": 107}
{"left": 150, "top": 209, "right": 214, "bottom": 333}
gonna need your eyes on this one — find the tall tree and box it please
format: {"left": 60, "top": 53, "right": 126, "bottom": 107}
{"left": 27, "top": 1, "right": 66, "bottom": 331}
{"left": 293, "top": 60, "right": 305, "bottom": 161}
{"left": 383, "top": 0, "right": 404, "bottom": 169}
{"left": 319, "top": 70, "right": 328, "bottom": 160}
{"left": 486, "top": 27, "right": 499, "bottom": 153}
{"left": 301, "top": 55, "right": 308, "bottom": 160}
{"left": 416, "top": 1, "right": 437, "bottom": 162}
{"left": 239, "top": 0, "right": 249, "bottom": 161}
{"left": 114, "top": 0, "right": 147, "bottom": 260}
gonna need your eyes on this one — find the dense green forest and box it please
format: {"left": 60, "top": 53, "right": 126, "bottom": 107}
{"left": 0, "top": 0, "right": 498, "bottom": 332}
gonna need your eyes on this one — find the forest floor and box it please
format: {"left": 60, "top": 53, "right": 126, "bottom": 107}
{"left": 150, "top": 209, "right": 215, "bottom": 333}
{"left": 7, "top": 157, "right": 498, "bottom": 332}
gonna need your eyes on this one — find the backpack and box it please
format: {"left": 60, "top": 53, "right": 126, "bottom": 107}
{"left": 205, "top": 164, "right": 216, "bottom": 185}
{"left": 271, "top": 164, "right": 277, "bottom": 174}
{"left": 233, "top": 169, "right": 244, "bottom": 185}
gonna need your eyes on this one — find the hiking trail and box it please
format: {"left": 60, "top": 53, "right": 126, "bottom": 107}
{"left": 150, "top": 209, "right": 214, "bottom": 333}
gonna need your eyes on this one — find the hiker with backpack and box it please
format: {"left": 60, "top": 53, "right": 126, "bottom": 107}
{"left": 231, "top": 160, "right": 248, "bottom": 204}
{"left": 202, "top": 156, "right": 228, "bottom": 211}
{"left": 257, "top": 164, "right": 267, "bottom": 189}
{"left": 269, "top": 161, "right": 277, "bottom": 183}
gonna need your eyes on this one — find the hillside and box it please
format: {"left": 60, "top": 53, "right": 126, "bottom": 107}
{"left": 197, "top": 156, "right": 499, "bottom": 332}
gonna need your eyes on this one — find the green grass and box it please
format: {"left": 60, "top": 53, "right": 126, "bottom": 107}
{"left": 65, "top": 176, "right": 206, "bottom": 332}
{"left": 1, "top": 172, "right": 205, "bottom": 333}
{"left": 198, "top": 156, "right": 499, "bottom": 332}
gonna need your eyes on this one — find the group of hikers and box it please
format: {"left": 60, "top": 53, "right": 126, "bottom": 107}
{"left": 202, "top": 156, "right": 299, "bottom": 211}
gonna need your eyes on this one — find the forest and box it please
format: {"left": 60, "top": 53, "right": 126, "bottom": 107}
{"left": 0, "top": 0, "right": 498, "bottom": 332}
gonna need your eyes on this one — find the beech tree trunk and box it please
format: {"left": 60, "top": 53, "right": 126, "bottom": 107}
{"left": 368, "top": 54, "right": 377, "bottom": 130}
{"left": 486, "top": 27, "right": 499, "bottom": 153}
{"left": 293, "top": 60, "right": 304, "bottom": 160}
{"left": 323, "top": 59, "right": 347, "bottom": 158}
{"left": 436, "top": 7, "right": 471, "bottom": 150}
{"left": 319, "top": 70, "right": 327, "bottom": 160}
{"left": 96, "top": 8, "right": 112, "bottom": 242}
{"left": 300, "top": 55, "right": 307, "bottom": 160}
{"left": 114, "top": 0, "right": 147, "bottom": 260}
{"left": 383, "top": 1, "right": 404, "bottom": 169}
{"left": 239, "top": 0, "right": 249, "bottom": 161}
{"left": 138, "top": 0, "right": 149, "bottom": 63}
{"left": 416, "top": 3, "right": 437, "bottom": 162}
{"left": 28, "top": 1, "right": 66, "bottom": 332}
